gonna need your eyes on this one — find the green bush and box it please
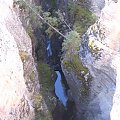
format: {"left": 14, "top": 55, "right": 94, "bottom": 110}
{"left": 62, "top": 31, "right": 80, "bottom": 53}
{"left": 62, "top": 2, "right": 94, "bottom": 82}
{"left": 62, "top": 2, "right": 96, "bottom": 56}
{"left": 68, "top": 2, "right": 96, "bottom": 33}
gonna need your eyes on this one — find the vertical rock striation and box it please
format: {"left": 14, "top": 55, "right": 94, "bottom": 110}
{"left": 0, "top": 0, "right": 40, "bottom": 119}
{"left": 80, "top": 0, "right": 120, "bottom": 119}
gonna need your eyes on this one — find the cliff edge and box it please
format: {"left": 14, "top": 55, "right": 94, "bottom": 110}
{"left": 80, "top": 0, "right": 120, "bottom": 119}
{"left": 0, "top": 0, "right": 40, "bottom": 119}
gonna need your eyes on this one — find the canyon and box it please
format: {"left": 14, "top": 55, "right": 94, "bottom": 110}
{"left": 0, "top": 0, "right": 120, "bottom": 120}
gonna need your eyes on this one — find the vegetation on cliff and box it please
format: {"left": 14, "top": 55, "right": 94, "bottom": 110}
{"left": 14, "top": 0, "right": 96, "bottom": 119}
{"left": 62, "top": 1, "right": 95, "bottom": 80}
{"left": 61, "top": 1, "right": 95, "bottom": 99}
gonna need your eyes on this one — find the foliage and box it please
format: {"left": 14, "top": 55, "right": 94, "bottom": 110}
{"left": 43, "top": 11, "right": 60, "bottom": 37}
{"left": 62, "top": 30, "right": 89, "bottom": 80}
{"left": 36, "top": 62, "right": 56, "bottom": 120}
{"left": 38, "top": 62, "right": 55, "bottom": 91}
{"left": 62, "top": 31, "right": 80, "bottom": 53}
{"left": 37, "top": 62, "right": 56, "bottom": 110}
{"left": 43, "top": 12, "right": 58, "bottom": 27}
{"left": 55, "top": 10, "right": 64, "bottom": 22}
{"left": 63, "top": 54, "right": 88, "bottom": 79}
{"left": 62, "top": 2, "right": 96, "bottom": 56}
{"left": 73, "top": 22, "right": 85, "bottom": 35}
{"left": 62, "top": 2, "right": 94, "bottom": 83}
{"left": 14, "top": 0, "right": 60, "bottom": 29}
{"left": 29, "top": 5, "right": 43, "bottom": 28}
{"left": 68, "top": 1, "right": 96, "bottom": 33}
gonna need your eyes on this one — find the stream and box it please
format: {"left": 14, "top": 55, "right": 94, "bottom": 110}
{"left": 34, "top": 30, "right": 75, "bottom": 119}
{"left": 47, "top": 39, "right": 68, "bottom": 107}
{"left": 34, "top": 1, "right": 76, "bottom": 119}
{"left": 55, "top": 71, "right": 68, "bottom": 107}
{"left": 46, "top": 38, "right": 75, "bottom": 120}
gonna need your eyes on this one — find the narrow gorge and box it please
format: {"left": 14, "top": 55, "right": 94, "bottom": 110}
{"left": 0, "top": 0, "right": 120, "bottom": 120}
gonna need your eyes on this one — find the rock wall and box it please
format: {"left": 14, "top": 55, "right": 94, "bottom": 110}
{"left": 80, "top": 0, "right": 120, "bottom": 119}
{"left": 0, "top": 0, "right": 40, "bottom": 119}
{"left": 61, "top": 65, "right": 89, "bottom": 120}
{"left": 62, "top": 0, "right": 120, "bottom": 120}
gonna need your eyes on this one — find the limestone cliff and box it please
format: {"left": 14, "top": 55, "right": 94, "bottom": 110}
{"left": 0, "top": 0, "right": 41, "bottom": 119}
{"left": 80, "top": 0, "right": 120, "bottom": 119}
{"left": 62, "top": 0, "right": 120, "bottom": 120}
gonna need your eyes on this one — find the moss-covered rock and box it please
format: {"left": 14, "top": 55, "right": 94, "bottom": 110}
{"left": 37, "top": 62, "right": 56, "bottom": 120}
{"left": 68, "top": 2, "right": 96, "bottom": 34}
{"left": 38, "top": 62, "right": 55, "bottom": 91}
{"left": 63, "top": 54, "right": 88, "bottom": 80}
{"left": 35, "top": 112, "right": 53, "bottom": 120}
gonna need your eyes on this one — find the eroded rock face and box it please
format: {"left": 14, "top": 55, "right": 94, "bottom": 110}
{"left": 80, "top": 0, "right": 120, "bottom": 119}
{"left": 62, "top": 0, "right": 120, "bottom": 120}
{"left": 0, "top": 0, "right": 40, "bottom": 119}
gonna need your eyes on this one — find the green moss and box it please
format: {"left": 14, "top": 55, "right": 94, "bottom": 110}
{"left": 35, "top": 62, "right": 56, "bottom": 120}
{"left": 38, "top": 62, "right": 55, "bottom": 91}
{"left": 34, "top": 93, "right": 53, "bottom": 120}
{"left": 37, "top": 62, "right": 56, "bottom": 112}
{"left": 63, "top": 54, "right": 88, "bottom": 80}
{"left": 35, "top": 112, "right": 53, "bottom": 120}
{"left": 62, "top": 2, "right": 94, "bottom": 81}
{"left": 63, "top": 54, "right": 90, "bottom": 98}
{"left": 68, "top": 2, "right": 96, "bottom": 34}
{"left": 62, "top": 3, "right": 96, "bottom": 63}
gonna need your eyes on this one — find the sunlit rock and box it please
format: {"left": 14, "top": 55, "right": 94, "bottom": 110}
{"left": 0, "top": 0, "right": 40, "bottom": 119}
{"left": 80, "top": 0, "right": 120, "bottom": 119}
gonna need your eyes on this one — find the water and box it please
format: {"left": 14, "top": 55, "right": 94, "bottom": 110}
{"left": 55, "top": 71, "right": 68, "bottom": 106}
{"left": 47, "top": 40, "right": 52, "bottom": 57}
{"left": 46, "top": 40, "right": 68, "bottom": 106}
{"left": 44, "top": 38, "right": 75, "bottom": 120}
